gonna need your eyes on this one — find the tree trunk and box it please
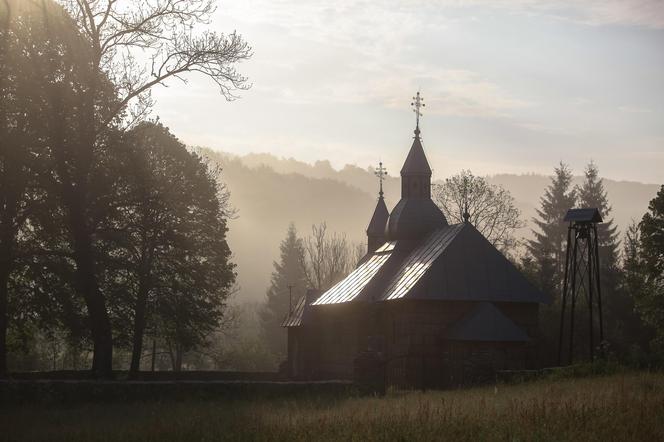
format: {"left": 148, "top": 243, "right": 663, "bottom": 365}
{"left": 150, "top": 339, "right": 156, "bottom": 372}
{"left": 0, "top": 224, "right": 16, "bottom": 379}
{"left": 68, "top": 205, "right": 113, "bottom": 379}
{"left": 0, "top": 259, "right": 10, "bottom": 378}
{"left": 175, "top": 345, "right": 183, "bottom": 372}
{"left": 129, "top": 280, "right": 150, "bottom": 376}
{"left": 47, "top": 79, "right": 114, "bottom": 377}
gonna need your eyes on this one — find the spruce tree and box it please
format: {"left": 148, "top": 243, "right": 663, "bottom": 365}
{"left": 617, "top": 222, "right": 654, "bottom": 356}
{"left": 260, "top": 224, "right": 307, "bottom": 361}
{"left": 577, "top": 162, "right": 620, "bottom": 266}
{"left": 577, "top": 161, "right": 622, "bottom": 351}
{"left": 623, "top": 222, "right": 645, "bottom": 299}
{"left": 528, "top": 162, "right": 577, "bottom": 296}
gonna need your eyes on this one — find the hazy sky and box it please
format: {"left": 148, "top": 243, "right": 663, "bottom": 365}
{"left": 152, "top": 0, "right": 664, "bottom": 184}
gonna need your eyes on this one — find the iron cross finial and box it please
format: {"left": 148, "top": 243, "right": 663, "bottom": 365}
{"left": 374, "top": 161, "right": 387, "bottom": 198}
{"left": 411, "top": 91, "right": 425, "bottom": 133}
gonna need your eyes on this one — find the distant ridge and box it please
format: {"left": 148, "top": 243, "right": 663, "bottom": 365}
{"left": 199, "top": 148, "right": 660, "bottom": 303}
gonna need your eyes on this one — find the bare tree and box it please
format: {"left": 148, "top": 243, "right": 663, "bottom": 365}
{"left": 301, "top": 223, "right": 359, "bottom": 291}
{"left": 60, "top": 0, "right": 252, "bottom": 128}
{"left": 433, "top": 170, "right": 524, "bottom": 252}
{"left": 352, "top": 242, "right": 367, "bottom": 266}
{"left": 47, "top": 0, "right": 251, "bottom": 378}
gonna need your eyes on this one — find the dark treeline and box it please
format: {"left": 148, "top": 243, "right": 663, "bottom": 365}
{"left": 523, "top": 162, "right": 664, "bottom": 365}
{"left": 0, "top": 0, "right": 250, "bottom": 378}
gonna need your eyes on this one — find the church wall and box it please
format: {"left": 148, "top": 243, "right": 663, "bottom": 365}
{"left": 377, "top": 300, "right": 472, "bottom": 388}
{"left": 303, "top": 303, "right": 367, "bottom": 380}
{"left": 375, "top": 300, "right": 538, "bottom": 388}
{"left": 494, "top": 302, "right": 540, "bottom": 369}
{"left": 289, "top": 298, "right": 542, "bottom": 385}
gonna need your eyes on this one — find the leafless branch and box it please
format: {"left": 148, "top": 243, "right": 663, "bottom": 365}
{"left": 60, "top": 0, "right": 252, "bottom": 129}
{"left": 433, "top": 170, "right": 525, "bottom": 253}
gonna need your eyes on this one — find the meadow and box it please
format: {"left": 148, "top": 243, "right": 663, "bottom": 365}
{"left": 2, "top": 372, "right": 664, "bottom": 441}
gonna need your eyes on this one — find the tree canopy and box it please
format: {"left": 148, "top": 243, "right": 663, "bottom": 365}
{"left": 0, "top": 0, "right": 247, "bottom": 377}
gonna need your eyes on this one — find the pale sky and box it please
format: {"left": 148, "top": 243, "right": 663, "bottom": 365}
{"left": 152, "top": 0, "right": 664, "bottom": 184}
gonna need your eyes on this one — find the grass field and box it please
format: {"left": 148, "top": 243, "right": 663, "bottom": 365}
{"left": 2, "top": 372, "right": 664, "bottom": 441}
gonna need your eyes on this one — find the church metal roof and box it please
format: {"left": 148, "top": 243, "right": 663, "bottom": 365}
{"left": 379, "top": 223, "right": 549, "bottom": 303}
{"left": 282, "top": 295, "right": 306, "bottom": 327}
{"left": 310, "top": 223, "right": 548, "bottom": 306}
{"left": 382, "top": 224, "right": 464, "bottom": 300}
{"left": 312, "top": 241, "right": 396, "bottom": 305}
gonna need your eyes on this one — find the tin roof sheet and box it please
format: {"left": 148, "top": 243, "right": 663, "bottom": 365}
{"left": 382, "top": 224, "right": 464, "bottom": 300}
{"left": 281, "top": 295, "right": 306, "bottom": 327}
{"left": 312, "top": 241, "right": 397, "bottom": 305}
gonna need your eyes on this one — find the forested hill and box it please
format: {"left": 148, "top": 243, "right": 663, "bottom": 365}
{"left": 202, "top": 150, "right": 376, "bottom": 302}
{"left": 202, "top": 149, "right": 660, "bottom": 303}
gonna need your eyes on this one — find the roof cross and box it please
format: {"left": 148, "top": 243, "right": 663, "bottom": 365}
{"left": 374, "top": 161, "right": 387, "bottom": 198}
{"left": 411, "top": 91, "right": 425, "bottom": 132}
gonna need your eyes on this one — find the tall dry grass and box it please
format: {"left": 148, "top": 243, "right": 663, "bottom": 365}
{"left": 2, "top": 372, "right": 663, "bottom": 441}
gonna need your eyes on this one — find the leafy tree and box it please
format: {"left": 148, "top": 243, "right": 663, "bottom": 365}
{"left": 206, "top": 302, "right": 276, "bottom": 371}
{"left": 527, "top": 162, "right": 577, "bottom": 296}
{"left": 260, "top": 224, "right": 307, "bottom": 359}
{"left": 109, "top": 122, "right": 236, "bottom": 374}
{"left": 636, "top": 185, "right": 664, "bottom": 350}
{"left": 1, "top": 0, "right": 249, "bottom": 376}
{"left": 0, "top": 0, "right": 37, "bottom": 377}
{"left": 640, "top": 185, "right": 664, "bottom": 278}
{"left": 433, "top": 170, "right": 524, "bottom": 252}
{"left": 0, "top": 0, "right": 87, "bottom": 377}
{"left": 45, "top": 0, "right": 250, "bottom": 377}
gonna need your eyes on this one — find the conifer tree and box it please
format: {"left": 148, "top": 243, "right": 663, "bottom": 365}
{"left": 577, "top": 162, "right": 620, "bottom": 267}
{"left": 260, "top": 224, "right": 307, "bottom": 360}
{"left": 527, "top": 162, "right": 577, "bottom": 295}
{"left": 623, "top": 222, "right": 646, "bottom": 299}
{"left": 636, "top": 185, "right": 664, "bottom": 350}
{"left": 576, "top": 162, "right": 623, "bottom": 347}
{"left": 616, "top": 221, "right": 654, "bottom": 355}
{"left": 640, "top": 185, "right": 664, "bottom": 278}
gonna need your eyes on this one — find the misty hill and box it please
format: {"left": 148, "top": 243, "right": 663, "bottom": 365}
{"left": 202, "top": 150, "right": 376, "bottom": 302}
{"left": 203, "top": 149, "right": 660, "bottom": 303}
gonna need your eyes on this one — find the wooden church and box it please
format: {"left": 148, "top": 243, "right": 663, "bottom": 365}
{"left": 283, "top": 94, "right": 549, "bottom": 388}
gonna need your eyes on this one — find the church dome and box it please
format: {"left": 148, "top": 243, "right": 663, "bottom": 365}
{"left": 386, "top": 198, "right": 447, "bottom": 240}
